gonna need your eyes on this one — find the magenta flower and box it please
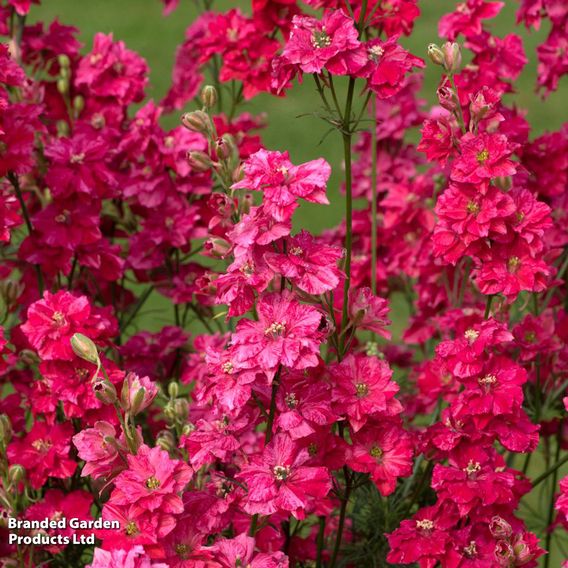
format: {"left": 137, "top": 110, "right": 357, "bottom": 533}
{"left": 111, "top": 444, "right": 192, "bottom": 513}
{"left": 88, "top": 546, "right": 169, "bottom": 568}
{"left": 439, "top": 0, "right": 504, "bottom": 40}
{"left": 348, "top": 287, "right": 391, "bottom": 338}
{"left": 231, "top": 290, "right": 324, "bottom": 378}
{"left": 232, "top": 149, "right": 331, "bottom": 222}
{"left": 237, "top": 433, "right": 332, "bottom": 519}
{"left": 330, "top": 353, "right": 402, "bottom": 432}
{"left": 281, "top": 10, "right": 366, "bottom": 75}
{"left": 264, "top": 231, "right": 343, "bottom": 295}
{"left": 209, "top": 533, "right": 288, "bottom": 567}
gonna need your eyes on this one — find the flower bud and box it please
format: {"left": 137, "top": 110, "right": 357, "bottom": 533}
{"left": 156, "top": 430, "right": 176, "bottom": 452}
{"left": 182, "top": 423, "right": 196, "bottom": 436}
{"left": 215, "top": 134, "right": 238, "bottom": 162}
{"left": 0, "top": 414, "right": 12, "bottom": 444}
{"left": 494, "top": 176, "right": 512, "bottom": 191}
{"left": 204, "top": 237, "right": 231, "bottom": 259}
{"left": 427, "top": 43, "right": 445, "bottom": 66}
{"left": 200, "top": 85, "right": 218, "bottom": 109}
{"left": 19, "top": 349, "right": 40, "bottom": 366}
{"left": 58, "top": 54, "right": 71, "bottom": 69}
{"left": 56, "top": 119, "right": 70, "bottom": 137}
{"left": 490, "top": 516, "right": 513, "bottom": 539}
{"left": 73, "top": 95, "right": 85, "bottom": 114}
{"left": 181, "top": 110, "right": 212, "bottom": 135}
{"left": 494, "top": 540, "right": 515, "bottom": 566}
{"left": 512, "top": 536, "right": 534, "bottom": 566}
{"left": 71, "top": 333, "right": 100, "bottom": 366}
{"left": 442, "top": 41, "right": 461, "bottom": 73}
{"left": 168, "top": 382, "right": 179, "bottom": 399}
{"left": 187, "top": 150, "right": 214, "bottom": 173}
{"left": 121, "top": 373, "right": 158, "bottom": 416}
{"left": 437, "top": 85, "right": 459, "bottom": 112}
{"left": 232, "top": 163, "right": 245, "bottom": 184}
{"left": 57, "top": 77, "right": 69, "bottom": 95}
{"left": 93, "top": 379, "right": 118, "bottom": 405}
{"left": 174, "top": 399, "right": 189, "bottom": 422}
{"left": 0, "top": 279, "right": 21, "bottom": 308}
{"left": 8, "top": 464, "right": 25, "bottom": 484}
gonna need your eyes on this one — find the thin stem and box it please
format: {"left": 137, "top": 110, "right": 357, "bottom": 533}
{"left": 329, "top": 466, "right": 352, "bottom": 568}
{"left": 339, "top": 77, "right": 356, "bottom": 356}
{"left": 119, "top": 285, "right": 154, "bottom": 333}
{"left": 541, "top": 250, "right": 568, "bottom": 311}
{"left": 532, "top": 452, "right": 568, "bottom": 488}
{"left": 447, "top": 74, "right": 466, "bottom": 135}
{"left": 265, "top": 366, "right": 282, "bottom": 446}
{"left": 8, "top": 171, "right": 44, "bottom": 294}
{"left": 371, "top": 94, "right": 378, "bottom": 296}
{"left": 544, "top": 434, "right": 562, "bottom": 568}
{"left": 248, "top": 513, "right": 259, "bottom": 536}
{"left": 316, "top": 515, "right": 326, "bottom": 568}
{"left": 484, "top": 294, "right": 494, "bottom": 319}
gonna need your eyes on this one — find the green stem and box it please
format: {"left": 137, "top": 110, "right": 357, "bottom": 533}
{"left": 316, "top": 515, "right": 326, "bottom": 568}
{"left": 484, "top": 294, "right": 494, "bottom": 319}
{"left": 339, "top": 77, "right": 356, "bottom": 357}
{"left": 329, "top": 466, "right": 352, "bottom": 568}
{"left": 265, "top": 366, "right": 282, "bottom": 445}
{"left": 447, "top": 74, "right": 466, "bottom": 135}
{"left": 532, "top": 452, "right": 568, "bottom": 488}
{"left": 370, "top": 94, "right": 378, "bottom": 296}
{"left": 8, "top": 172, "right": 44, "bottom": 294}
{"left": 248, "top": 513, "right": 258, "bottom": 536}
{"left": 544, "top": 434, "right": 562, "bottom": 568}
{"left": 119, "top": 285, "right": 154, "bottom": 333}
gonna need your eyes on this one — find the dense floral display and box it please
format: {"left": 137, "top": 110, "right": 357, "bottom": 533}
{"left": 0, "top": 0, "right": 567, "bottom": 566}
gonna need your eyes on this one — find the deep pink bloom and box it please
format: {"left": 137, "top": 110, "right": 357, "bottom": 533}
{"left": 231, "top": 290, "right": 324, "bottom": 377}
{"left": 350, "top": 420, "right": 413, "bottom": 495}
{"left": 348, "top": 287, "right": 391, "bottom": 338}
{"left": 232, "top": 150, "right": 331, "bottom": 222}
{"left": 439, "top": 0, "right": 504, "bottom": 40}
{"left": 237, "top": 433, "right": 332, "bottom": 519}
{"left": 264, "top": 231, "right": 343, "bottom": 295}
{"left": 330, "top": 353, "right": 402, "bottom": 432}
{"left": 7, "top": 421, "right": 76, "bottom": 489}
{"left": 111, "top": 444, "right": 192, "bottom": 513}
{"left": 209, "top": 534, "right": 288, "bottom": 567}
{"left": 88, "top": 546, "right": 169, "bottom": 568}
{"left": 281, "top": 11, "right": 366, "bottom": 75}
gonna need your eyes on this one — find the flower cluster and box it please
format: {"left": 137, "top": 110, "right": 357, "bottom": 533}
{"left": 0, "top": 0, "right": 567, "bottom": 567}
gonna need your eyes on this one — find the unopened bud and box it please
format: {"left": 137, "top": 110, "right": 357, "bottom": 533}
{"left": 494, "top": 540, "right": 514, "bottom": 566}
{"left": 57, "top": 77, "right": 69, "bottom": 95}
{"left": 121, "top": 373, "right": 158, "bottom": 416}
{"left": 427, "top": 43, "right": 445, "bottom": 66}
{"left": 200, "top": 85, "right": 218, "bottom": 109}
{"left": 490, "top": 516, "right": 513, "bottom": 539}
{"left": 182, "top": 423, "right": 196, "bottom": 436}
{"left": 187, "top": 150, "right": 214, "bottom": 173}
{"left": 156, "top": 430, "right": 176, "bottom": 452}
{"left": 71, "top": 333, "right": 100, "bottom": 366}
{"left": 57, "top": 54, "right": 71, "bottom": 69}
{"left": 204, "top": 237, "right": 231, "bottom": 259}
{"left": 174, "top": 399, "right": 189, "bottom": 422}
{"left": 512, "top": 536, "right": 534, "bottom": 565}
{"left": 442, "top": 42, "right": 461, "bottom": 73}
{"left": 19, "top": 349, "right": 40, "bottom": 366}
{"left": 93, "top": 379, "right": 118, "bottom": 405}
{"left": 494, "top": 176, "right": 512, "bottom": 191}
{"left": 56, "top": 119, "right": 70, "bottom": 137}
{"left": 73, "top": 95, "right": 85, "bottom": 114}
{"left": 0, "top": 414, "right": 12, "bottom": 444}
{"left": 181, "top": 110, "right": 212, "bottom": 135}
{"left": 168, "top": 382, "right": 179, "bottom": 399}
{"left": 232, "top": 163, "right": 245, "bottom": 184}
{"left": 0, "top": 279, "right": 21, "bottom": 307}
{"left": 437, "top": 85, "right": 459, "bottom": 112}
{"left": 215, "top": 134, "right": 238, "bottom": 162}
{"left": 8, "top": 464, "right": 25, "bottom": 484}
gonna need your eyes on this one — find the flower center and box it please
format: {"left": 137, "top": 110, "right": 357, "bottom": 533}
{"left": 368, "top": 44, "right": 384, "bottom": 62}
{"left": 369, "top": 445, "right": 383, "bottom": 459}
{"left": 264, "top": 322, "right": 286, "bottom": 338}
{"left": 285, "top": 392, "right": 298, "bottom": 409}
{"left": 355, "top": 382, "right": 369, "bottom": 398}
{"left": 70, "top": 152, "right": 85, "bottom": 164}
{"left": 145, "top": 476, "right": 161, "bottom": 490}
{"left": 464, "top": 460, "right": 481, "bottom": 476}
{"left": 464, "top": 328, "right": 479, "bottom": 342}
{"left": 125, "top": 521, "right": 139, "bottom": 536}
{"left": 524, "top": 331, "right": 536, "bottom": 343}
{"left": 240, "top": 261, "right": 255, "bottom": 277}
{"left": 466, "top": 201, "right": 480, "bottom": 215}
{"left": 222, "top": 361, "right": 234, "bottom": 374}
{"left": 416, "top": 519, "right": 434, "bottom": 531}
{"left": 51, "top": 311, "right": 66, "bottom": 327}
{"left": 515, "top": 211, "right": 525, "bottom": 223}
{"left": 308, "top": 442, "right": 318, "bottom": 456}
{"left": 311, "top": 29, "right": 332, "bottom": 49}
{"left": 478, "top": 374, "right": 497, "bottom": 389}
{"left": 507, "top": 256, "right": 520, "bottom": 272}
{"left": 273, "top": 464, "right": 290, "bottom": 481}
{"left": 463, "top": 540, "right": 478, "bottom": 557}
{"left": 175, "top": 544, "right": 189, "bottom": 559}
{"left": 55, "top": 210, "right": 70, "bottom": 223}
{"left": 32, "top": 438, "right": 52, "bottom": 452}
{"left": 476, "top": 148, "right": 489, "bottom": 164}
{"left": 290, "top": 246, "right": 303, "bottom": 256}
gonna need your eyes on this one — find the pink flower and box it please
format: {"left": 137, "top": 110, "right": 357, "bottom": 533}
{"left": 7, "top": 422, "right": 76, "bottom": 489}
{"left": 358, "top": 36, "right": 424, "bottom": 98}
{"left": 264, "top": 231, "right": 343, "bottom": 295}
{"left": 88, "top": 546, "right": 169, "bottom": 568}
{"left": 231, "top": 290, "right": 324, "bottom": 377}
{"left": 21, "top": 291, "right": 91, "bottom": 361}
{"left": 232, "top": 150, "right": 331, "bottom": 222}
{"left": 111, "top": 444, "right": 192, "bottom": 513}
{"left": 330, "top": 353, "right": 402, "bottom": 432}
{"left": 281, "top": 10, "right": 366, "bottom": 75}
{"left": 73, "top": 421, "right": 126, "bottom": 480}
{"left": 237, "top": 433, "right": 332, "bottom": 519}
{"left": 350, "top": 420, "right": 413, "bottom": 495}
{"left": 121, "top": 372, "right": 159, "bottom": 416}
{"left": 439, "top": 0, "right": 504, "bottom": 40}
{"left": 451, "top": 132, "right": 517, "bottom": 184}
{"left": 209, "top": 534, "right": 289, "bottom": 567}
{"left": 75, "top": 33, "right": 148, "bottom": 105}
{"left": 348, "top": 287, "right": 391, "bottom": 338}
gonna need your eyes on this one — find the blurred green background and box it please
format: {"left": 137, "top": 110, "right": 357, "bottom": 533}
{"left": 26, "top": 2, "right": 568, "bottom": 565}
